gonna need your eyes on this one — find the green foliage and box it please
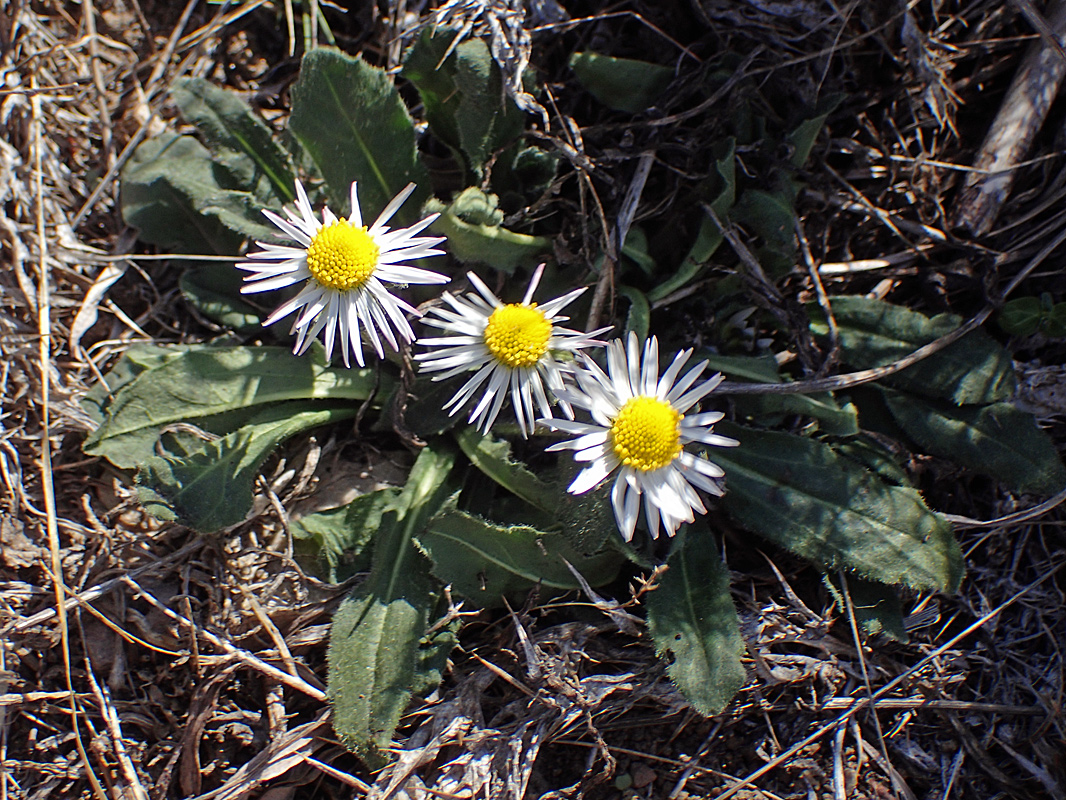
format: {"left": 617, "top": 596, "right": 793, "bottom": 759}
{"left": 403, "top": 28, "right": 524, "bottom": 179}
{"left": 881, "top": 388, "right": 1066, "bottom": 495}
{"left": 454, "top": 428, "right": 552, "bottom": 512}
{"left": 810, "top": 296, "right": 1016, "bottom": 405}
{"left": 179, "top": 266, "right": 263, "bottom": 332}
{"left": 569, "top": 51, "right": 674, "bottom": 113}
{"left": 825, "top": 574, "right": 907, "bottom": 643}
{"left": 328, "top": 445, "right": 458, "bottom": 763}
{"left": 137, "top": 404, "right": 357, "bottom": 532}
{"left": 701, "top": 354, "right": 859, "bottom": 435}
{"left": 419, "top": 507, "right": 622, "bottom": 601}
{"left": 618, "top": 285, "right": 651, "bottom": 342}
{"left": 84, "top": 345, "right": 388, "bottom": 470}
{"left": 171, "top": 77, "right": 297, "bottom": 206}
{"left": 426, "top": 187, "right": 549, "bottom": 272}
{"left": 290, "top": 48, "right": 429, "bottom": 221}
{"left": 714, "top": 422, "right": 963, "bottom": 592}
{"left": 998, "top": 294, "right": 1066, "bottom": 337}
{"left": 121, "top": 132, "right": 270, "bottom": 252}
{"left": 646, "top": 533, "right": 746, "bottom": 715}
{"left": 291, "top": 488, "right": 398, "bottom": 583}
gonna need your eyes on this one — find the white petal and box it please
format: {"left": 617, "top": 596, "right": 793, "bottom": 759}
{"left": 568, "top": 459, "right": 613, "bottom": 495}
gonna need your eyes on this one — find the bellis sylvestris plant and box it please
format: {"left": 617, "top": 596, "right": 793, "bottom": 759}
{"left": 542, "top": 332, "right": 739, "bottom": 540}
{"left": 415, "top": 264, "right": 611, "bottom": 436}
{"left": 238, "top": 180, "right": 448, "bottom": 367}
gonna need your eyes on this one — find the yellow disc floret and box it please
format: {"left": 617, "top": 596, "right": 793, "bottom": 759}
{"left": 610, "top": 395, "right": 683, "bottom": 472}
{"left": 305, "top": 220, "right": 380, "bottom": 291}
{"left": 483, "top": 303, "right": 552, "bottom": 368}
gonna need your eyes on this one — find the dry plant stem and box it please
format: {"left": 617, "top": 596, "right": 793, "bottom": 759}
{"left": 120, "top": 576, "right": 327, "bottom": 702}
{"left": 820, "top": 698, "right": 1047, "bottom": 715}
{"left": 714, "top": 560, "right": 1065, "bottom": 800}
{"left": 32, "top": 76, "right": 108, "bottom": 800}
{"left": 840, "top": 573, "right": 916, "bottom": 800}
{"left": 796, "top": 217, "right": 839, "bottom": 376}
{"left": 953, "top": 0, "right": 1066, "bottom": 236}
{"left": 716, "top": 303, "right": 991, "bottom": 396}
{"left": 942, "top": 484, "right": 1066, "bottom": 528}
{"left": 81, "top": 0, "right": 114, "bottom": 170}
{"left": 586, "top": 151, "right": 654, "bottom": 332}
{"left": 72, "top": 0, "right": 201, "bottom": 227}
{"left": 6, "top": 538, "right": 203, "bottom": 634}
{"left": 84, "top": 665, "right": 150, "bottom": 800}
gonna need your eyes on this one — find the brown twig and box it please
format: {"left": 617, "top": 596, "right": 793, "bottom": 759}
{"left": 953, "top": 0, "right": 1066, "bottom": 236}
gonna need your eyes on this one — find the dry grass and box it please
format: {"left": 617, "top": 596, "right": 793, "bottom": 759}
{"left": 1, "top": 1, "right": 1064, "bottom": 798}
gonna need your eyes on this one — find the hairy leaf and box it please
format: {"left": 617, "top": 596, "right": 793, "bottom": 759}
{"left": 646, "top": 533, "right": 746, "bottom": 715}
{"left": 701, "top": 354, "right": 858, "bottom": 435}
{"left": 419, "top": 508, "right": 622, "bottom": 602}
{"left": 825, "top": 574, "right": 908, "bottom": 642}
{"left": 292, "top": 488, "right": 399, "bottom": 582}
{"left": 455, "top": 428, "right": 552, "bottom": 511}
{"left": 121, "top": 132, "right": 274, "bottom": 251}
{"left": 811, "top": 296, "right": 1016, "bottom": 405}
{"left": 882, "top": 388, "right": 1066, "bottom": 495}
{"left": 715, "top": 422, "right": 963, "bottom": 591}
{"left": 403, "top": 29, "right": 523, "bottom": 178}
{"left": 84, "top": 346, "right": 388, "bottom": 468}
{"left": 137, "top": 404, "right": 356, "bottom": 532}
{"left": 426, "top": 188, "right": 549, "bottom": 273}
{"left": 179, "top": 266, "right": 262, "bottom": 331}
{"left": 328, "top": 445, "right": 458, "bottom": 762}
{"left": 569, "top": 51, "right": 674, "bottom": 113}
{"left": 172, "top": 77, "right": 296, "bottom": 205}
{"left": 290, "top": 48, "right": 429, "bottom": 221}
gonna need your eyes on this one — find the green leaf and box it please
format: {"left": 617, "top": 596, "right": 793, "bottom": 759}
{"left": 699, "top": 354, "right": 858, "bottom": 435}
{"left": 455, "top": 428, "right": 552, "bottom": 511}
{"left": 811, "top": 296, "right": 1016, "bottom": 405}
{"left": 569, "top": 51, "right": 674, "bottom": 114}
{"left": 290, "top": 48, "right": 429, "bottom": 222}
{"left": 121, "top": 132, "right": 274, "bottom": 251}
{"left": 715, "top": 421, "right": 963, "bottom": 591}
{"left": 171, "top": 77, "right": 296, "bottom": 205}
{"left": 292, "top": 488, "right": 398, "bottom": 582}
{"left": 618, "top": 285, "right": 650, "bottom": 342}
{"left": 648, "top": 213, "right": 722, "bottom": 302}
{"left": 403, "top": 29, "right": 524, "bottom": 178}
{"left": 136, "top": 403, "right": 356, "bottom": 532}
{"left": 1045, "top": 303, "right": 1066, "bottom": 337}
{"left": 419, "top": 508, "right": 622, "bottom": 602}
{"left": 620, "top": 227, "right": 656, "bottom": 276}
{"left": 426, "top": 188, "right": 549, "bottom": 273}
{"left": 328, "top": 445, "right": 458, "bottom": 762}
{"left": 81, "top": 344, "right": 190, "bottom": 427}
{"left": 881, "top": 388, "right": 1066, "bottom": 495}
{"left": 825, "top": 574, "right": 907, "bottom": 642}
{"left": 730, "top": 188, "right": 796, "bottom": 260}
{"left": 649, "top": 137, "right": 733, "bottom": 303}
{"left": 997, "top": 296, "right": 1043, "bottom": 336}
{"left": 179, "top": 265, "right": 262, "bottom": 331}
{"left": 84, "top": 345, "right": 390, "bottom": 468}
{"left": 646, "top": 533, "right": 746, "bottom": 715}
{"left": 788, "top": 113, "right": 828, "bottom": 168}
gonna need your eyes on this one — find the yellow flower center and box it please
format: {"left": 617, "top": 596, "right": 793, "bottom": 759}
{"left": 305, "top": 220, "right": 380, "bottom": 291}
{"left": 482, "top": 303, "right": 552, "bottom": 368}
{"left": 610, "top": 395, "right": 683, "bottom": 472}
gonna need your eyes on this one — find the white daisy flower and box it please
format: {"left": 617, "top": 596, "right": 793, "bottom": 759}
{"left": 542, "top": 332, "right": 739, "bottom": 541}
{"left": 415, "top": 264, "right": 611, "bottom": 437}
{"left": 238, "top": 180, "right": 448, "bottom": 367}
